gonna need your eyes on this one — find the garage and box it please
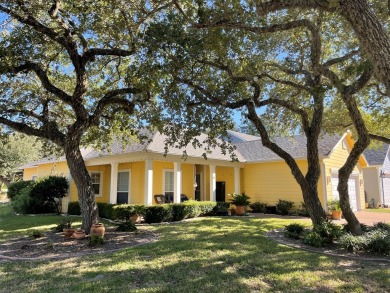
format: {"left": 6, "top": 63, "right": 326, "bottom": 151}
{"left": 331, "top": 175, "right": 359, "bottom": 211}
{"left": 381, "top": 175, "right": 390, "bottom": 206}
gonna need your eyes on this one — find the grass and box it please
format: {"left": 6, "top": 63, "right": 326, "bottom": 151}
{"left": 365, "top": 208, "right": 390, "bottom": 213}
{"left": 0, "top": 204, "right": 389, "bottom": 292}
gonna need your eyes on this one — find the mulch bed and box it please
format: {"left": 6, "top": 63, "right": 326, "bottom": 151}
{"left": 0, "top": 227, "right": 157, "bottom": 262}
{"left": 266, "top": 229, "right": 390, "bottom": 264}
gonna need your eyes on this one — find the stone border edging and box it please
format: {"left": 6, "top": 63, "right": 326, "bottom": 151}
{"left": 266, "top": 229, "right": 390, "bottom": 264}
{"left": 0, "top": 237, "right": 157, "bottom": 262}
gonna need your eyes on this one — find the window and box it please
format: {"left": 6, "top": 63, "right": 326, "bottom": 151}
{"left": 117, "top": 171, "right": 130, "bottom": 204}
{"left": 164, "top": 170, "right": 174, "bottom": 198}
{"left": 91, "top": 172, "right": 102, "bottom": 197}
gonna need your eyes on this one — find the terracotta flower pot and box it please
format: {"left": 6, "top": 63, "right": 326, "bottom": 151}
{"left": 235, "top": 206, "right": 246, "bottom": 216}
{"left": 63, "top": 228, "right": 75, "bottom": 238}
{"left": 73, "top": 229, "right": 86, "bottom": 239}
{"left": 332, "top": 211, "right": 342, "bottom": 220}
{"left": 130, "top": 214, "right": 141, "bottom": 224}
{"left": 90, "top": 223, "right": 105, "bottom": 237}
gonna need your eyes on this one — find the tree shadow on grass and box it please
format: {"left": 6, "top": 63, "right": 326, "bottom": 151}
{"left": 1, "top": 217, "right": 389, "bottom": 292}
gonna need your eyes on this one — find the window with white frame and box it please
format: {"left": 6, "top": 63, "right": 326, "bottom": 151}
{"left": 90, "top": 171, "right": 102, "bottom": 197}
{"left": 164, "top": 170, "right": 174, "bottom": 197}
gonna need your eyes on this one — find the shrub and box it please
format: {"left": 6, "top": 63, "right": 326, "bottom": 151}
{"left": 7, "top": 180, "right": 33, "bottom": 201}
{"left": 366, "top": 230, "right": 390, "bottom": 255}
{"left": 97, "top": 203, "right": 115, "bottom": 219}
{"left": 229, "top": 192, "right": 251, "bottom": 206}
{"left": 144, "top": 205, "right": 172, "bottom": 223}
{"left": 113, "top": 204, "right": 135, "bottom": 221}
{"left": 304, "top": 221, "right": 343, "bottom": 247}
{"left": 31, "top": 230, "right": 44, "bottom": 239}
{"left": 28, "top": 176, "right": 69, "bottom": 214}
{"left": 276, "top": 199, "right": 294, "bottom": 215}
{"left": 11, "top": 186, "right": 32, "bottom": 214}
{"left": 88, "top": 235, "right": 105, "bottom": 247}
{"left": 67, "top": 202, "right": 81, "bottom": 215}
{"left": 249, "top": 202, "right": 267, "bottom": 213}
{"left": 171, "top": 203, "right": 189, "bottom": 221}
{"left": 285, "top": 223, "right": 305, "bottom": 239}
{"left": 296, "top": 201, "right": 310, "bottom": 217}
{"left": 373, "top": 222, "right": 390, "bottom": 232}
{"left": 339, "top": 233, "right": 367, "bottom": 253}
{"left": 116, "top": 221, "right": 137, "bottom": 232}
{"left": 212, "top": 202, "right": 230, "bottom": 215}
{"left": 304, "top": 231, "right": 324, "bottom": 247}
{"left": 182, "top": 200, "right": 216, "bottom": 218}
{"left": 54, "top": 218, "right": 73, "bottom": 232}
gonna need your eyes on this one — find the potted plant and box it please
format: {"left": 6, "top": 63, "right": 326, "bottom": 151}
{"left": 130, "top": 205, "right": 146, "bottom": 224}
{"left": 62, "top": 218, "right": 75, "bottom": 238}
{"left": 328, "top": 200, "right": 342, "bottom": 220}
{"left": 73, "top": 228, "right": 86, "bottom": 239}
{"left": 90, "top": 223, "right": 105, "bottom": 237}
{"left": 229, "top": 192, "right": 251, "bottom": 216}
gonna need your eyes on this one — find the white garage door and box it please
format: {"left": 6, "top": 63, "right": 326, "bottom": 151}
{"left": 383, "top": 176, "right": 390, "bottom": 206}
{"left": 331, "top": 176, "right": 358, "bottom": 211}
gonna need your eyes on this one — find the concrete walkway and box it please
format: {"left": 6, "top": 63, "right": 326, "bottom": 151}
{"left": 334, "top": 210, "right": 390, "bottom": 226}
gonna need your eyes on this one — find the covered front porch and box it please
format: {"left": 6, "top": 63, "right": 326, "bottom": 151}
{"left": 74, "top": 152, "right": 243, "bottom": 206}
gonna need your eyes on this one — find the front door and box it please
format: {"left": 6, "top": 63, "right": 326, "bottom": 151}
{"left": 117, "top": 171, "right": 129, "bottom": 204}
{"left": 195, "top": 173, "right": 201, "bottom": 201}
{"left": 216, "top": 181, "right": 226, "bottom": 202}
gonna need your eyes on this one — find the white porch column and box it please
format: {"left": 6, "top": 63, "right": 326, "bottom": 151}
{"left": 234, "top": 166, "right": 240, "bottom": 194}
{"left": 144, "top": 159, "right": 153, "bottom": 205}
{"left": 110, "top": 162, "right": 118, "bottom": 204}
{"left": 210, "top": 165, "right": 216, "bottom": 202}
{"left": 174, "top": 162, "right": 182, "bottom": 203}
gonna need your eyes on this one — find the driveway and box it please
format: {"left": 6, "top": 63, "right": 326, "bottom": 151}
{"left": 334, "top": 210, "right": 390, "bottom": 226}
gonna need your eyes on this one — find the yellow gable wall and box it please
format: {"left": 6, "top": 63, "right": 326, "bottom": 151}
{"left": 242, "top": 160, "right": 316, "bottom": 207}
{"left": 23, "top": 167, "right": 38, "bottom": 180}
{"left": 323, "top": 135, "right": 366, "bottom": 209}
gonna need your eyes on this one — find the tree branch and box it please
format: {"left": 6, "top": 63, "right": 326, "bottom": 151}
{"left": 368, "top": 134, "right": 390, "bottom": 144}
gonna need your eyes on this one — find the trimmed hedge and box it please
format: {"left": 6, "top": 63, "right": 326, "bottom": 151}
{"left": 67, "top": 200, "right": 218, "bottom": 223}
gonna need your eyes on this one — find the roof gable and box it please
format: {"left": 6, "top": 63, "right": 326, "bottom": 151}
{"left": 364, "top": 143, "right": 389, "bottom": 166}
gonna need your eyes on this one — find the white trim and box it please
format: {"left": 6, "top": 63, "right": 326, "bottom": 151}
{"left": 117, "top": 169, "right": 131, "bottom": 204}
{"left": 210, "top": 165, "right": 216, "bottom": 202}
{"left": 90, "top": 171, "right": 103, "bottom": 198}
{"left": 110, "top": 163, "right": 118, "bottom": 204}
{"left": 173, "top": 162, "right": 182, "bottom": 203}
{"left": 321, "top": 161, "right": 328, "bottom": 210}
{"left": 144, "top": 160, "right": 153, "bottom": 205}
{"left": 163, "top": 168, "right": 174, "bottom": 196}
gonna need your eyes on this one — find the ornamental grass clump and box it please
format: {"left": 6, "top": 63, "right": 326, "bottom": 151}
{"left": 284, "top": 223, "right": 305, "bottom": 239}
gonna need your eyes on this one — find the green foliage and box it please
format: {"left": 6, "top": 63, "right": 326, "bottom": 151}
{"left": 340, "top": 229, "right": 390, "bottom": 255}
{"left": 28, "top": 176, "right": 68, "bottom": 214}
{"left": 7, "top": 181, "right": 33, "bottom": 201}
{"left": 171, "top": 203, "right": 189, "bottom": 222}
{"left": 304, "top": 231, "right": 325, "bottom": 247}
{"left": 296, "top": 201, "right": 310, "bottom": 217}
{"left": 112, "top": 204, "right": 146, "bottom": 221}
{"left": 339, "top": 233, "right": 368, "bottom": 253}
{"left": 284, "top": 223, "right": 305, "bottom": 239}
{"left": 229, "top": 192, "right": 251, "bottom": 206}
{"left": 276, "top": 200, "right": 294, "bottom": 215}
{"left": 31, "top": 230, "right": 44, "bottom": 239}
{"left": 327, "top": 200, "right": 341, "bottom": 212}
{"left": 96, "top": 202, "right": 115, "bottom": 219}
{"left": 11, "top": 186, "right": 33, "bottom": 214}
{"left": 213, "top": 202, "right": 230, "bottom": 213}
{"left": 305, "top": 221, "right": 343, "bottom": 247}
{"left": 88, "top": 235, "right": 105, "bottom": 247}
{"left": 116, "top": 221, "right": 137, "bottom": 232}
{"left": 373, "top": 222, "right": 390, "bottom": 232}
{"left": 144, "top": 205, "right": 172, "bottom": 224}
{"left": 67, "top": 202, "right": 81, "bottom": 215}
{"left": 249, "top": 202, "right": 267, "bottom": 213}
{"left": 54, "top": 218, "right": 73, "bottom": 232}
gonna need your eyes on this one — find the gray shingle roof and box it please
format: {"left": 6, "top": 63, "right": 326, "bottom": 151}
{"left": 364, "top": 144, "right": 389, "bottom": 166}
{"left": 234, "top": 134, "right": 342, "bottom": 162}
{"left": 224, "top": 130, "right": 261, "bottom": 143}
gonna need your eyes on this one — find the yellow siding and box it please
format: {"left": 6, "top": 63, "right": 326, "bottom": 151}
{"left": 129, "top": 161, "right": 145, "bottom": 204}
{"left": 181, "top": 163, "right": 195, "bottom": 199}
{"left": 323, "top": 135, "right": 366, "bottom": 209}
{"left": 152, "top": 161, "right": 173, "bottom": 197}
{"left": 243, "top": 160, "right": 310, "bottom": 207}
{"left": 216, "top": 166, "right": 235, "bottom": 196}
{"left": 23, "top": 167, "right": 38, "bottom": 180}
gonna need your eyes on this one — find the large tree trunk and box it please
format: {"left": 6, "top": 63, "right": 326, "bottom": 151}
{"left": 64, "top": 142, "right": 99, "bottom": 234}
{"left": 340, "top": 0, "right": 390, "bottom": 95}
{"left": 301, "top": 182, "right": 327, "bottom": 225}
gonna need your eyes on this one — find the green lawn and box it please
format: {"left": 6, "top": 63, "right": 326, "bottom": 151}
{"left": 0, "top": 204, "right": 389, "bottom": 293}
{"left": 364, "top": 208, "right": 390, "bottom": 213}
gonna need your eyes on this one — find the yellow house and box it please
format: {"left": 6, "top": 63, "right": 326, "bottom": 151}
{"left": 21, "top": 131, "right": 368, "bottom": 212}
